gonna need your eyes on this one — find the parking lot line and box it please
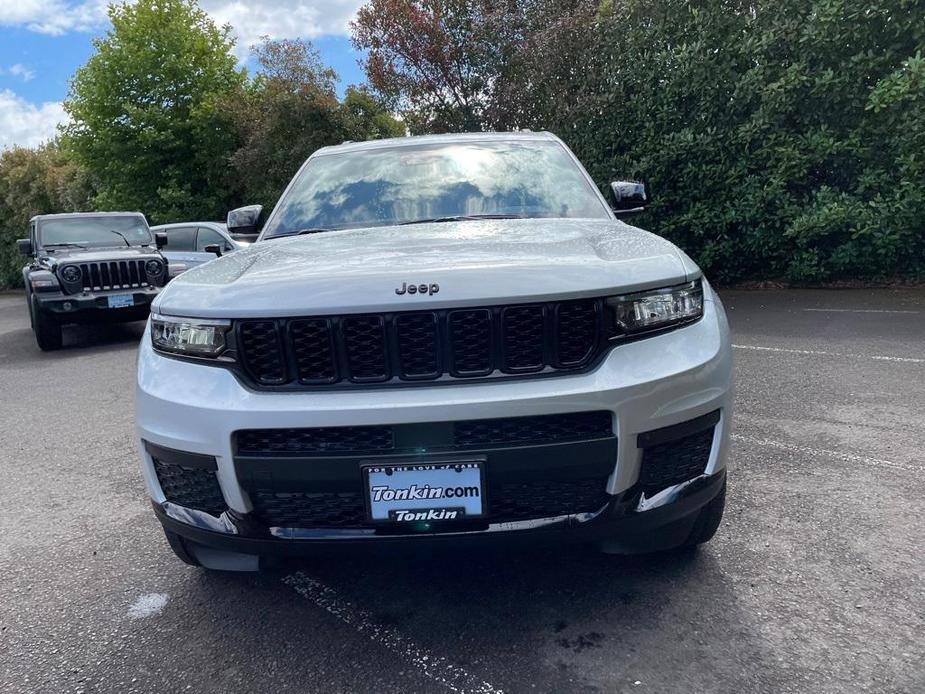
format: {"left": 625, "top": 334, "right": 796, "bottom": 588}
{"left": 732, "top": 344, "right": 925, "bottom": 364}
{"left": 731, "top": 433, "right": 921, "bottom": 474}
{"left": 802, "top": 308, "right": 920, "bottom": 314}
{"left": 283, "top": 572, "right": 505, "bottom": 694}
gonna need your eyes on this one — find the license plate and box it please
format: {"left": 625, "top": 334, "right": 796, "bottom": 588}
{"left": 363, "top": 461, "right": 485, "bottom": 523}
{"left": 107, "top": 294, "right": 134, "bottom": 309}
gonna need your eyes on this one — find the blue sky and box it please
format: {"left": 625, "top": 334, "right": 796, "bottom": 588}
{"left": 0, "top": 0, "right": 367, "bottom": 149}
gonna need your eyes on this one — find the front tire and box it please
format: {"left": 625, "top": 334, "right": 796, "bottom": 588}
{"left": 32, "top": 302, "right": 63, "bottom": 351}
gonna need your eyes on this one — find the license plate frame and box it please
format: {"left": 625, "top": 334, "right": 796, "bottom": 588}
{"left": 361, "top": 459, "right": 487, "bottom": 524}
{"left": 107, "top": 294, "right": 135, "bottom": 309}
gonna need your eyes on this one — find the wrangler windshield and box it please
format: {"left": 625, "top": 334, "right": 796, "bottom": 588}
{"left": 38, "top": 216, "right": 152, "bottom": 249}
{"left": 262, "top": 140, "right": 610, "bottom": 238}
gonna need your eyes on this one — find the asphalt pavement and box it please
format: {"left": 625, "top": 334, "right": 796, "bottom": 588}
{"left": 0, "top": 288, "right": 922, "bottom": 694}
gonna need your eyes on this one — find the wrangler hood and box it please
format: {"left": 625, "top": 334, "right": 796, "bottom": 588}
{"left": 153, "top": 218, "right": 698, "bottom": 318}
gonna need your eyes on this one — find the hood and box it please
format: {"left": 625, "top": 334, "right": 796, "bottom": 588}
{"left": 42, "top": 245, "right": 162, "bottom": 267}
{"left": 154, "top": 218, "right": 698, "bottom": 318}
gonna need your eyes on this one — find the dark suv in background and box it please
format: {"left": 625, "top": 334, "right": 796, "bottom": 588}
{"left": 18, "top": 212, "right": 168, "bottom": 350}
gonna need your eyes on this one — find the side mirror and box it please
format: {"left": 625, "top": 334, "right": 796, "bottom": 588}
{"left": 227, "top": 204, "right": 264, "bottom": 236}
{"left": 204, "top": 244, "right": 223, "bottom": 257}
{"left": 154, "top": 232, "right": 168, "bottom": 249}
{"left": 16, "top": 238, "right": 34, "bottom": 256}
{"left": 609, "top": 181, "right": 648, "bottom": 213}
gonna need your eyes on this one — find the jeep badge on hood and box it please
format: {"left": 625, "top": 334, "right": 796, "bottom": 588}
{"left": 395, "top": 282, "right": 440, "bottom": 296}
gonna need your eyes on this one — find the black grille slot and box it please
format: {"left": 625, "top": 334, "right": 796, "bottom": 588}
{"left": 454, "top": 411, "right": 613, "bottom": 448}
{"left": 556, "top": 300, "right": 598, "bottom": 365}
{"left": 639, "top": 427, "right": 715, "bottom": 491}
{"left": 290, "top": 318, "right": 337, "bottom": 383}
{"left": 237, "top": 426, "right": 394, "bottom": 456}
{"left": 153, "top": 460, "right": 226, "bottom": 516}
{"left": 342, "top": 315, "right": 388, "bottom": 381}
{"left": 238, "top": 321, "right": 286, "bottom": 384}
{"left": 396, "top": 312, "right": 439, "bottom": 378}
{"left": 448, "top": 309, "right": 493, "bottom": 375}
{"left": 502, "top": 305, "right": 546, "bottom": 371}
{"left": 235, "top": 298, "right": 605, "bottom": 389}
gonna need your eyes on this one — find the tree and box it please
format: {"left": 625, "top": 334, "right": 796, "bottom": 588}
{"left": 224, "top": 38, "right": 403, "bottom": 209}
{"left": 352, "top": 0, "right": 526, "bottom": 133}
{"left": 63, "top": 0, "right": 244, "bottom": 223}
{"left": 0, "top": 144, "right": 92, "bottom": 287}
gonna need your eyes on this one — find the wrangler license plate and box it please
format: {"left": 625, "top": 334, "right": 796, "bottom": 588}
{"left": 363, "top": 461, "right": 485, "bottom": 523}
{"left": 107, "top": 294, "right": 134, "bottom": 309}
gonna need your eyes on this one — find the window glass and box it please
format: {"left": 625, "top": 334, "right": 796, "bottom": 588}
{"left": 196, "top": 227, "right": 227, "bottom": 251}
{"left": 39, "top": 216, "right": 152, "bottom": 248}
{"left": 162, "top": 227, "right": 197, "bottom": 251}
{"left": 263, "top": 140, "right": 610, "bottom": 238}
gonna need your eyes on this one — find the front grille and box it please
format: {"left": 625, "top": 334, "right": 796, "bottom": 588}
{"left": 248, "top": 478, "right": 610, "bottom": 528}
{"left": 237, "top": 425, "right": 395, "bottom": 456}
{"left": 489, "top": 478, "right": 611, "bottom": 521}
{"left": 234, "top": 298, "right": 603, "bottom": 389}
{"left": 63, "top": 260, "right": 152, "bottom": 294}
{"left": 235, "top": 411, "right": 613, "bottom": 457}
{"left": 153, "top": 459, "right": 226, "bottom": 516}
{"left": 639, "top": 427, "right": 715, "bottom": 491}
{"left": 454, "top": 411, "right": 613, "bottom": 449}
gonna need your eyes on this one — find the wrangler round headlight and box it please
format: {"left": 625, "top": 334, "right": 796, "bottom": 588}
{"left": 60, "top": 265, "right": 82, "bottom": 283}
{"left": 151, "top": 314, "right": 230, "bottom": 357}
{"left": 145, "top": 259, "right": 164, "bottom": 276}
{"left": 606, "top": 279, "right": 704, "bottom": 334}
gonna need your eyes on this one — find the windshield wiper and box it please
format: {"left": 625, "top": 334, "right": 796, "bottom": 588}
{"left": 399, "top": 214, "right": 526, "bottom": 226}
{"left": 294, "top": 227, "right": 334, "bottom": 235}
{"left": 109, "top": 229, "right": 132, "bottom": 246}
{"left": 43, "top": 242, "right": 87, "bottom": 249}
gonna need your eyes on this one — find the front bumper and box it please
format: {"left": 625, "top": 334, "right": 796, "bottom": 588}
{"left": 136, "top": 294, "right": 733, "bottom": 551}
{"left": 36, "top": 287, "right": 159, "bottom": 321}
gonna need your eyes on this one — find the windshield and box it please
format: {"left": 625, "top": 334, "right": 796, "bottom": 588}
{"left": 38, "top": 216, "right": 152, "bottom": 249}
{"left": 262, "top": 140, "right": 610, "bottom": 238}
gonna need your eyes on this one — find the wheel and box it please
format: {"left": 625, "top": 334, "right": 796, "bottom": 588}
{"left": 32, "top": 302, "right": 63, "bottom": 351}
{"left": 679, "top": 481, "right": 726, "bottom": 548}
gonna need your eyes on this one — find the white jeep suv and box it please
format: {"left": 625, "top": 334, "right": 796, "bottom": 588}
{"left": 135, "top": 132, "right": 732, "bottom": 571}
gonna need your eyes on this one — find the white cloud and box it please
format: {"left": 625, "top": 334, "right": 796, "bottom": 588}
{"left": 0, "top": 90, "right": 68, "bottom": 149}
{"left": 0, "top": 0, "right": 109, "bottom": 35}
{"left": 4, "top": 64, "right": 37, "bottom": 82}
{"left": 201, "top": 1, "right": 363, "bottom": 55}
{"left": 0, "top": 0, "right": 363, "bottom": 41}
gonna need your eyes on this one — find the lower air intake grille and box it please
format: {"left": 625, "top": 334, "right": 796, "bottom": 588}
{"left": 235, "top": 411, "right": 613, "bottom": 457}
{"left": 153, "top": 459, "right": 226, "bottom": 516}
{"left": 248, "top": 478, "right": 611, "bottom": 529}
{"left": 638, "top": 427, "right": 715, "bottom": 491}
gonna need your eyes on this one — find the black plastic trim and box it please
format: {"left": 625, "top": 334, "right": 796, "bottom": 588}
{"left": 144, "top": 440, "right": 217, "bottom": 470}
{"left": 636, "top": 409, "right": 721, "bottom": 448}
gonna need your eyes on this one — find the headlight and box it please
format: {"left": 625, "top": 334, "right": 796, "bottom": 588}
{"left": 606, "top": 279, "right": 704, "bottom": 334}
{"left": 145, "top": 259, "right": 164, "bottom": 276}
{"left": 151, "top": 314, "right": 230, "bottom": 357}
{"left": 60, "top": 265, "right": 82, "bottom": 283}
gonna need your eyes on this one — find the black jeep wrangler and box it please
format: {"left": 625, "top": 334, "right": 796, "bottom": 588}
{"left": 17, "top": 212, "right": 169, "bottom": 351}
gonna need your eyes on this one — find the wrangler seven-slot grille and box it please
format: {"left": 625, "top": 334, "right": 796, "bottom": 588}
{"left": 236, "top": 299, "right": 603, "bottom": 388}
{"left": 62, "top": 260, "right": 153, "bottom": 293}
